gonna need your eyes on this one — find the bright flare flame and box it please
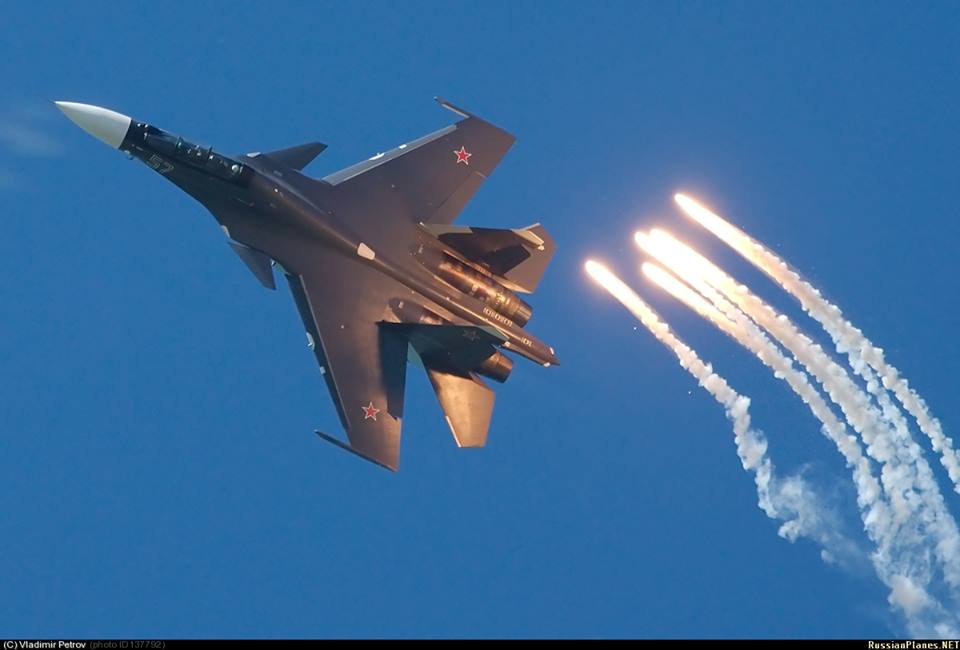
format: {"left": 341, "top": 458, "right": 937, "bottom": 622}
{"left": 651, "top": 229, "right": 728, "bottom": 285}
{"left": 635, "top": 230, "right": 693, "bottom": 276}
{"left": 585, "top": 260, "right": 636, "bottom": 310}
{"left": 635, "top": 228, "right": 729, "bottom": 295}
{"left": 675, "top": 193, "right": 743, "bottom": 244}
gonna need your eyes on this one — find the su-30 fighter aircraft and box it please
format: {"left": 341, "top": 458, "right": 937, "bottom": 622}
{"left": 57, "top": 98, "right": 558, "bottom": 470}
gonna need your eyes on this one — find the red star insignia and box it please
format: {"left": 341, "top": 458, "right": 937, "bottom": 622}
{"left": 454, "top": 146, "right": 471, "bottom": 165}
{"left": 361, "top": 401, "right": 380, "bottom": 421}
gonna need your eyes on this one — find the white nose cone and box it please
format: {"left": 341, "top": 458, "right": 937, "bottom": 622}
{"left": 55, "top": 101, "right": 132, "bottom": 149}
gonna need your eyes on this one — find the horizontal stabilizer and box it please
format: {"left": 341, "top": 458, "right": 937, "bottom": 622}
{"left": 421, "top": 223, "right": 556, "bottom": 293}
{"left": 424, "top": 368, "right": 494, "bottom": 448}
{"left": 228, "top": 240, "right": 275, "bottom": 289}
{"left": 263, "top": 142, "right": 327, "bottom": 171}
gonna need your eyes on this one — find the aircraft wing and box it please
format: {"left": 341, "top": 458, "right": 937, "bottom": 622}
{"left": 286, "top": 258, "right": 409, "bottom": 470}
{"left": 322, "top": 98, "right": 516, "bottom": 229}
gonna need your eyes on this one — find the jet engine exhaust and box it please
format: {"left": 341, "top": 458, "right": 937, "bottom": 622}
{"left": 418, "top": 248, "right": 533, "bottom": 326}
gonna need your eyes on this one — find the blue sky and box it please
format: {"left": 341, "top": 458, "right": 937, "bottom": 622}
{"left": 2, "top": 1, "right": 959, "bottom": 638}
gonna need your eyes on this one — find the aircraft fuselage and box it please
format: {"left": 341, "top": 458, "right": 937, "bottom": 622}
{"left": 118, "top": 118, "right": 559, "bottom": 367}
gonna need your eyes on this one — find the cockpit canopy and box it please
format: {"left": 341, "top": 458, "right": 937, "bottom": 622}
{"left": 142, "top": 126, "right": 248, "bottom": 183}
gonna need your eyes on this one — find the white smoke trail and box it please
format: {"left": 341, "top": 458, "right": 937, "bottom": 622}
{"left": 646, "top": 229, "right": 960, "bottom": 573}
{"left": 675, "top": 194, "right": 960, "bottom": 494}
{"left": 640, "top": 261, "right": 883, "bottom": 522}
{"left": 584, "top": 261, "right": 860, "bottom": 566}
{"left": 638, "top": 260, "right": 927, "bottom": 576}
{"left": 635, "top": 231, "right": 960, "bottom": 634}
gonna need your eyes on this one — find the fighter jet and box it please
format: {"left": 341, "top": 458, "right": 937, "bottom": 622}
{"left": 56, "top": 98, "right": 558, "bottom": 470}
